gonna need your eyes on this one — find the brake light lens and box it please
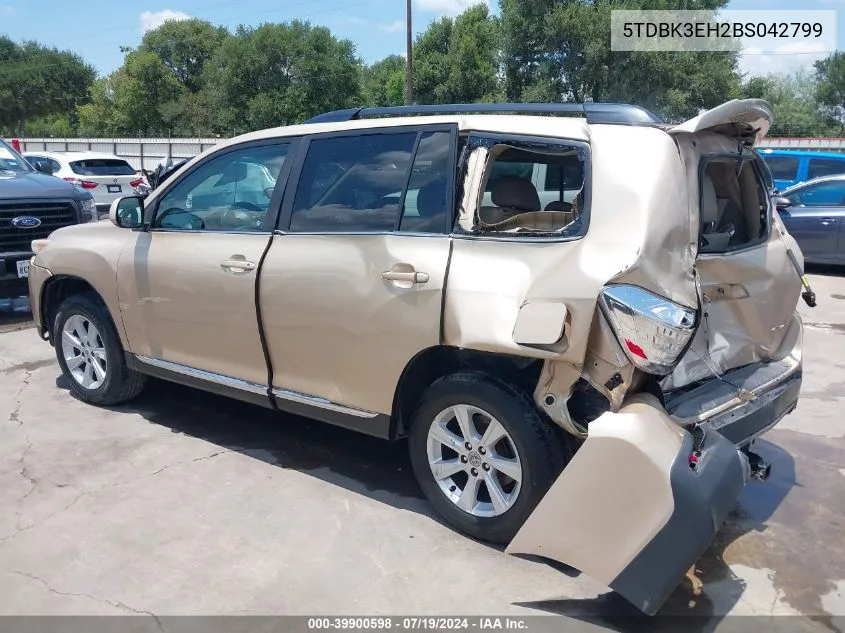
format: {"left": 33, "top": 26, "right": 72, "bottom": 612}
{"left": 598, "top": 285, "right": 697, "bottom": 375}
{"left": 63, "top": 177, "right": 98, "bottom": 189}
{"left": 130, "top": 178, "right": 144, "bottom": 187}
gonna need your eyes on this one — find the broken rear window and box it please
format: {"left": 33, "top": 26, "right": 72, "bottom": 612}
{"left": 462, "top": 137, "right": 588, "bottom": 238}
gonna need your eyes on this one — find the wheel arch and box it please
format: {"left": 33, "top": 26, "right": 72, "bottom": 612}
{"left": 41, "top": 275, "right": 124, "bottom": 348}
{"left": 390, "top": 345, "right": 545, "bottom": 440}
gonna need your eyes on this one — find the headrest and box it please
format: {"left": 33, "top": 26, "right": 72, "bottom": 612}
{"left": 491, "top": 175, "right": 541, "bottom": 211}
{"left": 701, "top": 174, "right": 720, "bottom": 225}
{"left": 545, "top": 200, "right": 573, "bottom": 212}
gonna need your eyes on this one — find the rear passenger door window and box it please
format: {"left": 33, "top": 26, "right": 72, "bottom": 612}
{"left": 287, "top": 129, "right": 454, "bottom": 234}
{"left": 807, "top": 158, "right": 845, "bottom": 180}
{"left": 764, "top": 156, "right": 799, "bottom": 182}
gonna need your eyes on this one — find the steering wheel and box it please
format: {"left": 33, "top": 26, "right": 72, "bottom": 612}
{"left": 156, "top": 207, "right": 204, "bottom": 230}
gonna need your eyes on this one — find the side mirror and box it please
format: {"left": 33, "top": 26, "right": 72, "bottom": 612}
{"left": 774, "top": 196, "right": 792, "bottom": 210}
{"left": 34, "top": 161, "right": 54, "bottom": 175}
{"left": 109, "top": 196, "right": 144, "bottom": 229}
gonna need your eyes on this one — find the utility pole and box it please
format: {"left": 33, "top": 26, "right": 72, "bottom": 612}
{"left": 405, "top": 0, "right": 413, "bottom": 105}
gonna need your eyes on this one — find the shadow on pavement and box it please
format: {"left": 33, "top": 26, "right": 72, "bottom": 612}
{"left": 0, "top": 295, "right": 33, "bottom": 333}
{"left": 56, "top": 375, "right": 428, "bottom": 507}
{"left": 54, "top": 375, "right": 797, "bottom": 626}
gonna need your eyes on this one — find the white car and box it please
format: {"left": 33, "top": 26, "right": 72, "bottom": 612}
{"left": 22, "top": 151, "right": 145, "bottom": 217}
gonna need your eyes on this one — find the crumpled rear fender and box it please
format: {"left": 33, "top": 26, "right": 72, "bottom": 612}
{"left": 506, "top": 394, "right": 748, "bottom": 615}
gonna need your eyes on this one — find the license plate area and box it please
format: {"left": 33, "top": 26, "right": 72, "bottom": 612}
{"left": 17, "top": 260, "right": 30, "bottom": 278}
{"left": 107, "top": 184, "right": 121, "bottom": 193}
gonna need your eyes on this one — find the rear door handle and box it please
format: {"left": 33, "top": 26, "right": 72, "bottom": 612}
{"left": 220, "top": 258, "right": 256, "bottom": 272}
{"left": 381, "top": 270, "right": 429, "bottom": 284}
{"left": 820, "top": 218, "right": 836, "bottom": 225}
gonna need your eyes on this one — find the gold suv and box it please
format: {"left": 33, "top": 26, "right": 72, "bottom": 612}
{"left": 28, "top": 100, "right": 805, "bottom": 615}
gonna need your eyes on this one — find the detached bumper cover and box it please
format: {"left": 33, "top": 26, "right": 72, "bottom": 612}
{"left": 507, "top": 357, "right": 801, "bottom": 614}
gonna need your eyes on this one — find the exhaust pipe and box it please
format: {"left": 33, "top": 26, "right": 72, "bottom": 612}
{"left": 745, "top": 450, "right": 772, "bottom": 482}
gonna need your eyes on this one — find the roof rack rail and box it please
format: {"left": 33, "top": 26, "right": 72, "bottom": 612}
{"left": 304, "top": 102, "right": 663, "bottom": 125}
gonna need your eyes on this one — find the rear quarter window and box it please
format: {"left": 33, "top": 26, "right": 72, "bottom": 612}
{"left": 71, "top": 159, "right": 136, "bottom": 176}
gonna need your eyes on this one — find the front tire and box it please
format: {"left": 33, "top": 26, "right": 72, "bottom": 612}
{"left": 54, "top": 293, "right": 146, "bottom": 406}
{"left": 408, "top": 372, "right": 567, "bottom": 544}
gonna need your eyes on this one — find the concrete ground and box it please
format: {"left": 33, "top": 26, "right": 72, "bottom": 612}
{"left": 1, "top": 270, "right": 845, "bottom": 630}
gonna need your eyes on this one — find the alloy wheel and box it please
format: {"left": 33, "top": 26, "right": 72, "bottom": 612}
{"left": 426, "top": 404, "right": 523, "bottom": 518}
{"left": 61, "top": 314, "right": 107, "bottom": 390}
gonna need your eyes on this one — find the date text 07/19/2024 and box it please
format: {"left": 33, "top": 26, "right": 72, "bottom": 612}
{"left": 307, "top": 618, "right": 528, "bottom": 630}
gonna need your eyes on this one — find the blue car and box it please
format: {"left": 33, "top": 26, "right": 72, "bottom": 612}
{"left": 758, "top": 149, "right": 845, "bottom": 191}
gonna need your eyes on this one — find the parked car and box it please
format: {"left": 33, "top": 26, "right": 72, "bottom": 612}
{"left": 134, "top": 156, "right": 196, "bottom": 198}
{"left": 0, "top": 138, "right": 96, "bottom": 299}
{"left": 758, "top": 148, "right": 845, "bottom": 191}
{"left": 21, "top": 150, "right": 145, "bottom": 218}
{"left": 27, "top": 99, "right": 804, "bottom": 616}
{"left": 774, "top": 173, "right": 845, "bottom": 264}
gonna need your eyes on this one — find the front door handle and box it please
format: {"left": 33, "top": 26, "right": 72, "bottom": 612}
{"left": 381, "top": 270, "right": 429, "bottom": 284}
{"left": 820, "top": 218, "right": 836, "bottom": 226}
{"left": 220, "top": 258, "right": 256, "bottom": 272}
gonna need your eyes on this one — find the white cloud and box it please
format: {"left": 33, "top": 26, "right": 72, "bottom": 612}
{"left": 139, "top": 9, "right": 191, "bottom": 34}
{"left": 413, "top": 0, "right": 487, "bottom": 16}
{"left": 346, "top": 16, "right": 368, "bottom": 25}
{"left": 739, "top": 41, "right": 829, "bottom": 77}
{"left": 379, "top": 20, "right": 405, "bottom": 33}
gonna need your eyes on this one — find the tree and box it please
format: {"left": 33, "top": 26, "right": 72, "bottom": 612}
{"left": 0, "top": 36, "right": 95, "bottom": 134}
{"left": 140, "top": 19, "right": 229, "bottom": 92}
{"left": 499, "top": 0, "right": 741, "bottom": 121}
{"left": 815, "top": 52, "right": 845, "bottom": 133}
{"left": 741, "top": 71, "right": 833, "bottom": 137}
{"left": 204, "top": 21, "right": 362, "bottom": 130}
{"left": 413, "top": 4, "right": 500, "bottom": 104}
{"left": 362, "top": 55, "right": 406, "bottom": 107}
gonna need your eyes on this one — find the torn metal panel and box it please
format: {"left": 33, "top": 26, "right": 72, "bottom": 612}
{"left": 664, "top": 131, "right": 802, "bottom": 391}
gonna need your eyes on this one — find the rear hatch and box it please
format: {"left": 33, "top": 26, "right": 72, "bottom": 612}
{"left": 665, "top": 100, "right": 802, "bottom": 391}
{"left": 67, "top": 157, "right": 139, "bottom": 206}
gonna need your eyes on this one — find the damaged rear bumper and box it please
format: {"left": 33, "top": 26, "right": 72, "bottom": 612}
{"left": 506, "top": 324, "right": 802, "bottom": 615}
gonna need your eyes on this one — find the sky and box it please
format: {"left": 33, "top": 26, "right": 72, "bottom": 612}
{"left": 0, "top": 0, "right": 842, "bottom": 80}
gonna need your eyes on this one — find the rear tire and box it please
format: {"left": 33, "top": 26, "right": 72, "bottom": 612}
{"left": 408, "top": 372, "right": 567, "bottom": 544}
{"left": 54, "top": 293, "right": 146, "bottom": 406}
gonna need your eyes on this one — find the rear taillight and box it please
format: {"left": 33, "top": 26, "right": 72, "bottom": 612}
{"left": 63, "top": 177, "right": 98, "bottom": 189}
{"left": 130, "top": 178, "right": 144, "bottom": 187}
{"left": 598, "top": 285, "right": 697, "bottom": 375}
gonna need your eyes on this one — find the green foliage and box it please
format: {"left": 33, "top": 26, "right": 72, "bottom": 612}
{"left": 362, "top": 55, "right": 406, "bottom": 107}
{"left": 741, "top": 71, "right": 834, "bottom": 137}
{"left": 140, "top": 19, "right": 229, "bottom": 92}
{"left": 499, "top": 0, "right": 739, "bottom": 121}
{"left": 7, "top": 6, "right": 845, "bottom": 139}
{"left": 413, "top": 4, "right": 500, "bottom": 104}
{"left": 203, "top": 21, "right": 361, "bottom": 131}
{"left": 815, "top": 52, "right": 845, "bottom": 131}
{"left": 0, "top": 36, "right": 95, "bottom": 134}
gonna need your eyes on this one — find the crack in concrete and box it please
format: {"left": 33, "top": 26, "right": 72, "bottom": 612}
{"left": 2, "top": 567, "right": 162, "bottom": 625}
{"left": 0, "top": 449, "right": 239, "bottom": 550}
{"left": 8, "top": 369, "right": 33, "bottom": 426}
{"left": 148, "top": 449, "right": 233, "bottom": 477}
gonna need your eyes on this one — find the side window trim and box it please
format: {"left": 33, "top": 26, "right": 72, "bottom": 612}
{"left": 147, "top": 137, "right": 300, "bottom": 234}
{"left": 276, "top": 123, "right": 458, "bottom": 235}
